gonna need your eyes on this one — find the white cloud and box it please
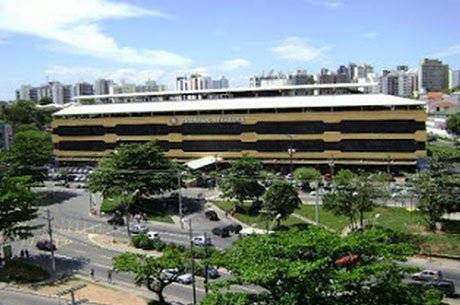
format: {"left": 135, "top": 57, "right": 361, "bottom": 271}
{"left": 305, "top": 0, "right": 344, "bottom": 9}
{"left": 220, "top": 59, "right": 251, "bottom": 71}
{"left": 0, "top": 0, "right": 191, "bottom": 66}
{"left": 44, "top": 66, "right": 166, "bottom": 85}
{"left": 363, "top": 31, "right": 378, "bottom": 39}
{"left": 270, "top": 37, "right": 328, "bottom": 62}
{"left": 430, "top": 44, "right": 460, "bottom": 58}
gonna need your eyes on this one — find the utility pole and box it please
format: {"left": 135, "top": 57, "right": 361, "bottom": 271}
{"left": 187, "top": 219, "right": 197, "bottom": 305}
{"left": 178, "top": 170, "right": 184, "bottom": 229}
{"left": 45, "top": 209, "right": 56, "bottom": 272}
{"left": 204, "top": 232, "right": 209, "bottom": 295}
{"left": 315, "top": 181, "right": 320, "bottom": 225}
{"left": 88, "top": 190, "right": 93, "bottom": 215}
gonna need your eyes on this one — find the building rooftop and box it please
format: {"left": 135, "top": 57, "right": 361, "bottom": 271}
{"left": 71, "top": 82, "right": 378, "bottom": 101}
{"left": 54, "top": 94, "right": 425, "bottom": 117}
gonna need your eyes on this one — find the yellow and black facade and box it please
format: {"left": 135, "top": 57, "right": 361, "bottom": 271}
{"left": 51, "top": 94, "right": 427, "bottom": 167}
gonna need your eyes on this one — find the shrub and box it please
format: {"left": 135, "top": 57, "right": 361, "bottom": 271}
{"left": 0, "top": 260, "right": 49, "bottom": 283}
{"left": 132, "top": 234, "right": 167, "bottom": 251}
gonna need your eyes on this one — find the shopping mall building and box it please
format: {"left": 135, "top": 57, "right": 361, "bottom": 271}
{"left": 51, "top": 84, "right": 426, "bottom": 170}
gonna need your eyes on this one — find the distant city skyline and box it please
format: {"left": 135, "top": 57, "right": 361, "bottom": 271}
{"left": 1, "top": 0, "right": 459, "bottom": 100}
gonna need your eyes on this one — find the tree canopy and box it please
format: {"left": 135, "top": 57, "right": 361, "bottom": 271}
{"left": 408, "top": 156, "right": 459, "bottom": 231}
{"left": 2, "top": 100, "right": 51, "bottom": 130}
{"left": 293, "top": 167, "right": 321, "bottom": 190}
{"left": 3, "top": 129, "right": 52, "bottom": 182}
{"left": 0, "top": 174, "right": 41, "bottom": 241}
{"left": 204, "top": 227, "right": 440, "bottom": 305}
{"left": 262, "top": 180, "right": 301, "bottom": 227}
{"left": 323, "top": 170, "right": 389, "bottom": 230}
{"left": 38, "top": 97, "right": 53, "bottom": 105}
{"left": 113, "top": 247, "right": 190, "bottom": 304}
{"left": 446, "top": 112, "right": 460, "bottom": 135}
{"left": 89, "top": 142, "right": 179, "bottom": 198}
{"left": 218, "top": 155, "right": 265, "bottom": 212}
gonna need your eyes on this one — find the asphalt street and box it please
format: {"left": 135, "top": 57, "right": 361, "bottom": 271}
{"left": 1, "top": 184, "right": 458, "bottom": 305}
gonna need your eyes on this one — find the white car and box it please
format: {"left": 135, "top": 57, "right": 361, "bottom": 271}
{"left": 239, "top": 228, "right": 275, "bottom": 237}
{"left": 147, "top": 231, "right": 160, "bottom": 240}
{"left": 191, "top": 235, "right": 211, "bottom": 246}
{"left": 412, "top": 270, "right": 442, "bottom": 281}
{"left": 177, "top": 273, "right": 193, "bottom": 284}
{"left": 129, "top": 225, "right": 149, "bottom": 234}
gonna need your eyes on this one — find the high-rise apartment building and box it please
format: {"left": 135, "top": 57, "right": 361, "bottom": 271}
{"left": 73, "top": 82, "right": 93, "bottom": 97}
{"left": 94, "top": 79, "right": 113, "bottom": 95}
{"left": 418, "top": 58, "right": 449, "bottom": 92}
{"left": 190, "top": 74, "right": 212, "bottom": 90}
{"left": 212, "top": 76, "right": 229, "bottom": 89}
{"left": 135, "top": 80, "right": 167, "bottom": 92}
{"left": 63, "top": 85, "right": 72, "bottom": 103}
{"left": 380, "top": 67, "right": 418, "bottom": 97}
{"left": 15, "top": 85, "right": 33, "bottom": 101}
{"left": 449, "top": 70, "right": 460, "bottom": 89}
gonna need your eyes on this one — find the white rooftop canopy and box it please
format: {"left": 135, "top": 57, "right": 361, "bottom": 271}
{"left": 54, "top": 94, "right": 425, "bottom": 117}
{"left": 186, "top": 156, "right": 222, "bottom": 170}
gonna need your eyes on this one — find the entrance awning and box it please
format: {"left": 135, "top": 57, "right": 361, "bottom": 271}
{"left": 186, "top": 156, "right": 222, "bottom": 170}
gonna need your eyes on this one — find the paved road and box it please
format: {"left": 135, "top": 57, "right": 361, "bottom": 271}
{"left": 6, "top": 185, "right": 245, "bottom": 304}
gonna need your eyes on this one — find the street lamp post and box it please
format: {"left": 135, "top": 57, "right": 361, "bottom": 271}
{"left": 315, "top": 181, "right": 321, "bottom": 225}
{"left": 178, "top": 170, "right": 183, "bottom": 229}
{"left": 184, "top": 218, "right": 197, "bottom": 305}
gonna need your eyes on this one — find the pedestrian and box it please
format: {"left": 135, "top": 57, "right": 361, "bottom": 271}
{"left": 20, "top": 249, "right": 24, "bottom": 258}
{"left": 90, "top": 268, "right": 95, "bottom": 280}
{"left": 25, "top": 249, "right": 30, "bottom": 258}
{"left": 107, "top": 269, "right": 112, "bottom": 283}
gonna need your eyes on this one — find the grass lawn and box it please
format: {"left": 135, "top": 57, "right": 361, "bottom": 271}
{"left": 296, "top": 205, "right": 460, "bottom": 256}
{"left": 214, "top": 201, "right": 305, "bottom": 230}
{"left": 148, "top": 214, "right": 174, "bottom": 224}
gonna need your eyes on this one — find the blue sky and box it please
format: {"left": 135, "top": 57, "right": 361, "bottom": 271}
{"left": 0, "top": 0, "right": 459, "bottom": 100}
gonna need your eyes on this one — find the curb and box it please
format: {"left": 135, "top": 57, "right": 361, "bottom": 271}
{"left": 418, "top": 253, "right": 460, "bottom": 261}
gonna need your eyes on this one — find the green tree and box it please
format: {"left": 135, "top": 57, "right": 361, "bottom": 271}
{"left": 262, "top": 180, "right": 301, "bottom": 228}
{"left": 88, "top": 143, "right": 180, "bottom": 230}
{"left": 3, "top": 100, "right": 52, "bottom": 130}
{"left": 323, "top": 170, "right": 388, "bottom": 230}
{"left": 113, "top": 248, "right": 189, "bottom": 304}
{"left": 446, "top": 112, "right": 460, "bottom": 135}
{"left": 408, "top": 170, "right": 459, "bottom": 231}
{"left": 4, "top": 129, "right": 52, "bottom": 182}
{"left": 218, "top": 155, "right": 265, "bottom": 212}
{"left": 0, "top": 174, "right": 41, "bottom": 241}
{"left": 204, "top": 227, "right": 439, "bottom": 305}
{"left": 293, "top": 167, "right": 321, "bottom": 190}
{"left": 38, "top": 97, "right": 53, "bottom": 105}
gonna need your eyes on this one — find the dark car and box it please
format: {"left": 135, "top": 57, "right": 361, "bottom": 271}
{"left": 424, "top": 280, "right": 456, "bottom": 297}
{"left": 36, "top": 240, "right": 56, "bottom": 252}
{"left": 212, "top": 226, "right": 230, "bottom": 238}
{"left": 108, "top": 215, "right": 124, "bottom": 226}
{"left": 205, "top": 210, "right": 219, "bottom": 221}
{"left": 226, "top": 223, "right": 243, "bottom": 234}
{"left": 207, "top": 266, "right": 220, "bottom": 279}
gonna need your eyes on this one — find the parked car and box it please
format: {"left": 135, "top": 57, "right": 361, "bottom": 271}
{"left": 147, "top": 231, "right": 160, "bottom": 240}
{"left": 206, "top": 266, "right": 220, "bottom": 279}
{"left": 160, "top": 268, "right": 179, "bottom": 281}
{"left": 129, "top": 225, "right": 149, "bottom": 234}
{"left": 107, "top": 215, "right": 124, "bottom": 226}
{"left": 226, "top": 223, "right": 242, "bottom": 234}
{"left": 424, "top": 280, "right": 455, "bottom": 296}
{"left": 212, "top": 226, "right": 230, "bottom": 238}
{"left": 192, "top": 235, "right": 212, "bottom": 246}
{"left": 56, "top": 180, "right": 69, "bottom": 187}
{"left": 177, "top": 273, "right": 193, "bottom": 284}
{"left": 36, "top": 240, "right": 56, "bottom": 252}
{"left": 412, "top": 270, "right": 442, "bottom": 281}
{"left": 205, "top": 210, "right": 219, "bottom": 221}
